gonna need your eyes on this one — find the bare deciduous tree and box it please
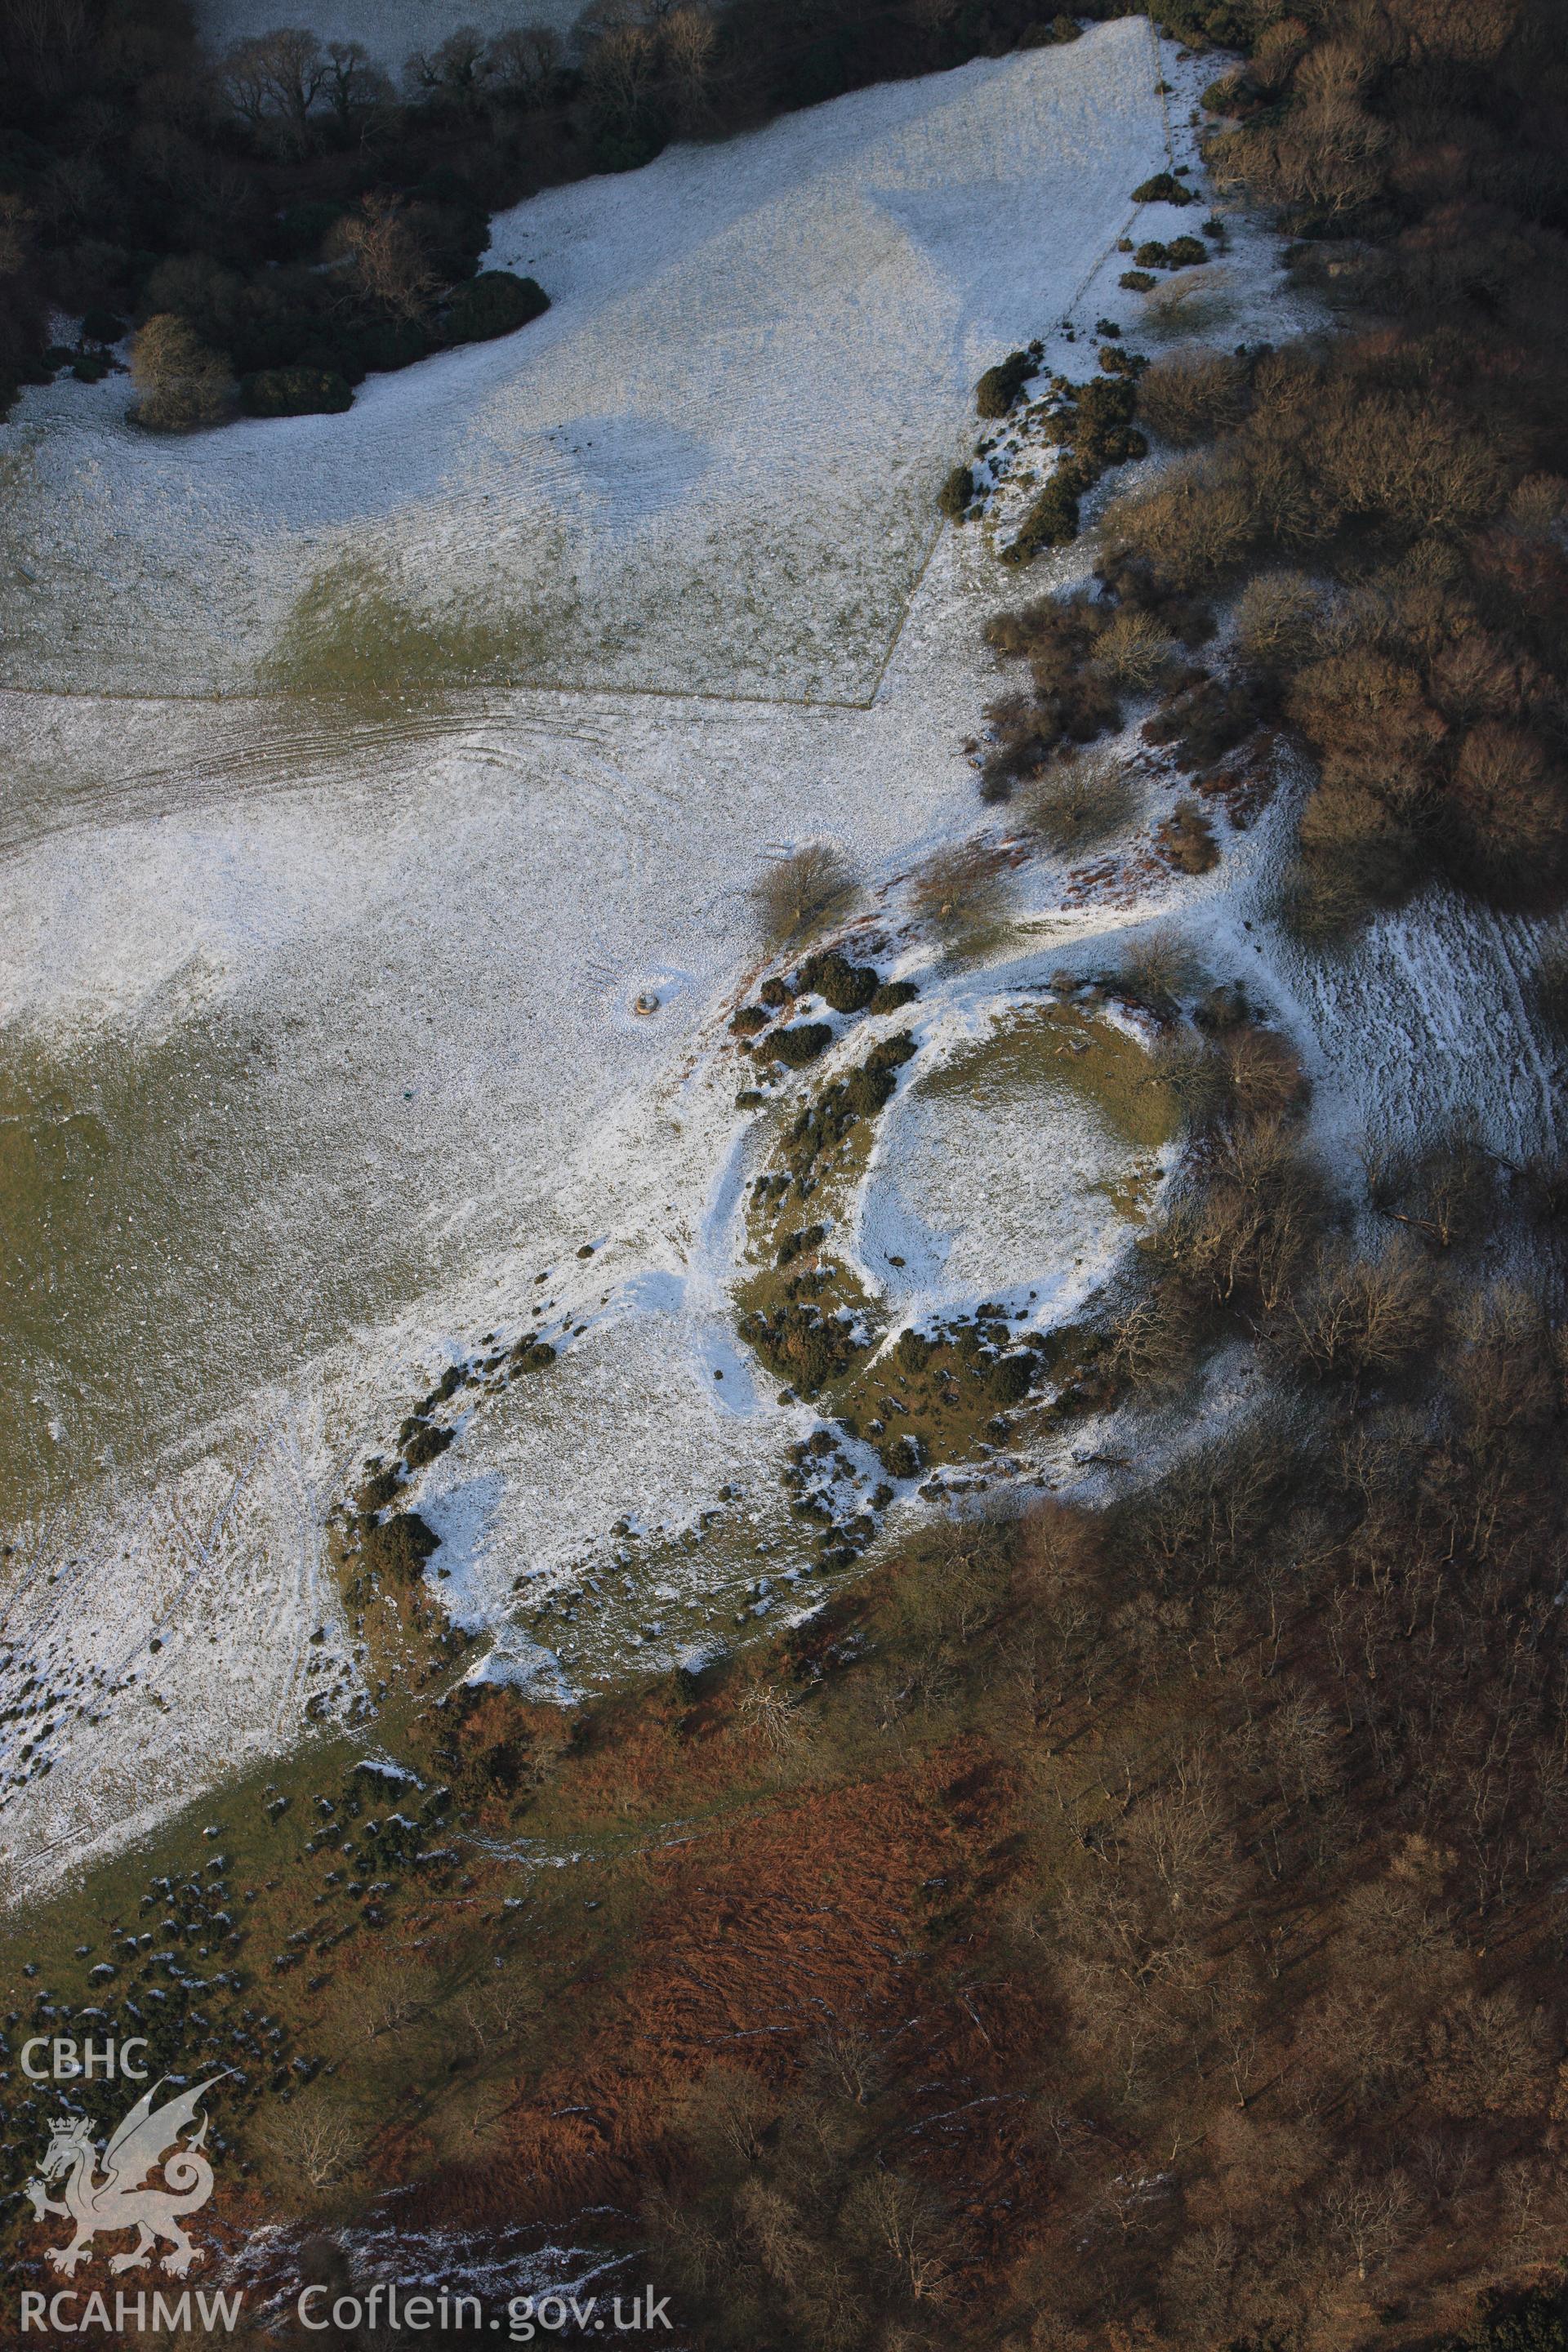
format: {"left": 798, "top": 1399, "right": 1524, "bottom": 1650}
{"left": 1235, "top": 568, "right": 1322, "bottom": 671}
{"left": 459, "top": 1967, "right": 533, "bottom": 2051}
{"left": 582, "top": 20, "right": 659, "bottom": 126}
{"left": 906, "top": 0, "right": 961, "bottom": 46}
{"left": 1123, "top": 1745, "right": 1243, "bottom": 1925}
{"left": 332, "top": 194, "right": 437, "bottom": 320}
{"left": 488, "top": 24, "right": 564, "bottom": 105}
{"left": 224, "top": 29, "right": 327, "bottom": 155}
{"left": 735, "top": 1682, "right": 808, "bottom": 1760}
{"left": 1265, "top": 1688, "right": 1343, "bottom": 1806}
{"left": 1325, "top": 2167, "right": 1413, "bottom": 2281}
{"left": 356, "top": 1952, "right": 438, "bottom": 2038}
{"left": 1424, "top": 1988, "right": 1553, "bottom": 2121}
{"left": 1021, "top": 746, "right": 1138, "bottom": 851}
{"left": 808, "top": 2017, "right": 884, "bottom": 2107}
{"left": 751, "top": 842, "right": 858, "bottom": 946}
{"left": 324, "top": 40, "right": 391, "bottom": 131}
{"left": 1285, "top": 1237, "right": 1443, "bottom": 1383}
{"left": 258, "top": 2094, "right": 366, "bottom": 2192}
{"left": 405, "top": 25, "right": 492, "bottom": 108}
{"left": 731, "top": 2176, "right": 813, "bottom": 2291}
{"left": 1103, "top": 1283, "right": 1204, "bottom": 1392}
{"left": 0, "top": 191, "right": 36, "bottom": 275}
{"left": 909, "top": 836, "right": 1012, "bottom": 938}
{"left": 840, "top": 2170, "right": 956, "bottom": 2303}
{"left": 663, "top": 6, "right": 718, "bottom": 128}
{"left": 675, "top": 2062, "right": 774, "bottom": 2169}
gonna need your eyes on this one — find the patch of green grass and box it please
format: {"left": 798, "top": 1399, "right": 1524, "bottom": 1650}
{"left": 264, "top": 553, "right": 581, "bottom": 696}
{"left": 839, "top": 1315, "right": 1050, "bottom": 1479}
{"left": 0, "top": 1729, "right": 379, "bottom": 2237}
{"left": 0, "top": 1018, "right": 429, "bottom": 1516}
{"left": 920, "top": 1001, "right": 1180, "bottom": 1154}
{"left": 0, "top": 1715, "right": 662, "bottom": 2247}
{"left": 1089, "top": 1160, "right": 1166, "bottom": 1222}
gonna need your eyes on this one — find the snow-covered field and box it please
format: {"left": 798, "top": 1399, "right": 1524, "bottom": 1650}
{"left": 2, "top": 27, "right": 1559, "bottom": 1897}
{"left": 0, "top": 20, "right": 1164, "bottom": 699}
{"left": 0, "top": 1401, "right": 346, "bottom": 1890}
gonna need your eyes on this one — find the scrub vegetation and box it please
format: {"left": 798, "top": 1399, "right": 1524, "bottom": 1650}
{"left": 971, "top": 0, "right": 1568, "bottom": 937}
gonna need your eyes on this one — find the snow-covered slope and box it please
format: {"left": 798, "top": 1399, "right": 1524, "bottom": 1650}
{"left": 0, "top": 19, "right": 1165, "bottom": 698}
{"left": 5, "top": 27, "right": 1556, "bottom": 1900}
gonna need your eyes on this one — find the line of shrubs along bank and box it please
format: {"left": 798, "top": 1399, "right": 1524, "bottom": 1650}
{"left": 92, "top": 261, "right": 551, "bottom": 432}
{"left": 234, "top": 268, "right": 550, "bottom": 418}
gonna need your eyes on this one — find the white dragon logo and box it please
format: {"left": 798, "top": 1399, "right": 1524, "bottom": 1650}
{"left": 24, "top": 2074, "right": 226, "bottom": 2278}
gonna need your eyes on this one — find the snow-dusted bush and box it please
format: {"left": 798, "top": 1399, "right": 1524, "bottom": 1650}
{"left": 1022, "top": 748, "right": 1138, "bottom": 853}
{"left": 1233, "top": 568, "right": 1322, "bottom": 673}
{"left": 356, "top": 1465, "right": 402, "bottom": 1512}
{"left": 1131, "top": 171, "right": 1197, "bottom": 206}
{"left": 1091, "top": 608, "right": 1178, "bottom": 690}
{"left": 359, "top": 1510, "right": 439, "bottom": 1583}
{"left": 403, "top": 1422, "right": 453, "bottom": 1471}
{"left": 868, "top": 979, "right": 918, "bottom": 1015}
{"left": 240, "top": 365, "right": 353, "bottom": 417}
{"left": 796, "top": 951, "right": 877, "bottom": 1014}
{"left": 1073, "top": 374, "right": 1145, "bottom": 466}
{"left": 772, "top": 1022, "right": 832, "bottom": 1067}
{"left": 975, "top": 350, "right": 1033, "bottom": 419}
{"left": 129, "top": 314, "right": 234, "bottom": 431}
{"left": 1004, "top": 464, "right": 1086, "bottom": 563}
{"left": 349, "top": 316, "right": 429, "bottom": 373}
{"left": 751, "top": 845, "right": 858, "bottom": 947}
{"left": 443, "top": 270, "right": 550, "bottom": 345}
